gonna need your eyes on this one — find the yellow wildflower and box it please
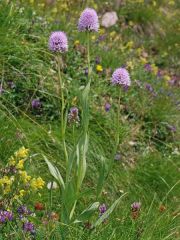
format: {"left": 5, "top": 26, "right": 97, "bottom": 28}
{"left": 0, "top": 176, "right": 11, "bottom": 185}
{"left": 9, "top": 157, "right": 16, "bottom": 166}
{"left": 137, "top": 47, "right": 143, "bottom": 56}
{"left": 19, "top": 171, "right": 31, "bottom": 184}
{"left": 126, "top": 61, "right": 134, "bottom": 70}
{"left": 92, "top": 3, "right": 98, "bottom": 9}
{"left": 72, "top": 96, "right": 77, "bottom": 105}
{"left": 74, "top": 40, "right": 80, "bottom": 46}
{"left": 15, "top": 147, "right": 29, "bottom": 159}
{"left": 96, "top": 65, "right": 103, "bottom": 73}
{"left": 31, "top": 177, "right": 45, "bottom": 190}
{"left": 153, "top": 1, "right": 157, "bottom": 6}
{"left": 91, "top": 35, "right": 96, "bottom": 41}
{"left": 164, "top": 75, "right": 171, "bottom": 81}
{"left": 99, "top": 28, "right": 105, "bottom": 35}
{"left": 110, "top": 31, "right": 116, "bottom": 38}
{"left": 151, "top": 64, "right": 158, "bottom": 75}
{"left": 168, "top": 0, "right": 175, "bottom": 5}
{"left": 126, "top": 41, "right": 134, "bottom": 49}
{"left": 129, "top": 21, "right": 134, "bottom": 27}
{"left": 140, "top": 57, "right": 147, "bottom": 64}
{"left": 13, "top": 195, "right": 19, "bottom": 200}
{"left": 19, "top": 190, "right": 26, "bottom": 197}
{"left": 16, "top": 160, "right": 25, "bottom": 169}
{"left": 4, "top": 186, "right": 11, "bottom": 195}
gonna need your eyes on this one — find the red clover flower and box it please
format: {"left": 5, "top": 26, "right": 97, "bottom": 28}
{"left": 131, "top": 202, "right": 141, "bottom": 211}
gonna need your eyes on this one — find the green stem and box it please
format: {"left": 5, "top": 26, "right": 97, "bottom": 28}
{"left": 73, "top": 124, "right": 75, "bottom": 146}
{"left": 81, "top": 32, "right": 91, "bottom": 134}
{"left": 57, "top": 55, "right": 68, "bottom": 167}
{"left": 85, "top": 32, "right": 91, "bottom": 132}
{"left": 116, "top": 88, "right": 121, "bottom": 150}
{"left": 50, "top": 181, "right": 53, "bottom": 210}
{"left": 87, "top": 32, "right": 91, "bottom": 85}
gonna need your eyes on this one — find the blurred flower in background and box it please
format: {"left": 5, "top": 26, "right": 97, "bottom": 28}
{"left": 31, "top": 99, "right": 41, "bottom": 109}
{"left": 101, "top": 11, "right": 118, "bottom": 28}
{"left": 78, "top": 8, "right": 99, "bottom": 32}
{"left": 104, "top": 102, "right": 111, "bottom": 112}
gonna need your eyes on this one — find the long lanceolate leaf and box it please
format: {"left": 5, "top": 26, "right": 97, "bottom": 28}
{"left": 75, "top": 80, "right": 90, "bottom": 190}
{"left": 74, "top": 202, "right": 100, "bottom": 223}
{"left": 93, "top": 192, "right": 128, "bottom": 228}
{"left": 67, "top": 81, "right": 90, "bottom": 183}
{"left": 44, "top": 155, "right": 65, "bottom": 189}
{"left": 61, "top": 180, "right": 77, "bottom": 223}
{"left": 76, "top": 133, "right": 89, "bottom": 191}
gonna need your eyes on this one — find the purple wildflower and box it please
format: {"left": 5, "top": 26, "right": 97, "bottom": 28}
{"left": 0, "top": 210, "right": 13, "bottom": 223}
{"left": 168, "top": 76, "right": 179, "bottom": 87}
{"left": 131, "top": 202, "right": 141, "bottom": 211}
{"left": 68, "top": 107, "right": 80, "bottom": 124}
{"left": 111, "top": 68, "right": 131, "bottom": 88}
{"left": 104, "top": 102, "right": 111, "bottom": 112}
{"left": 78, "top": 8, "right": 99, "bottom": 32}
{"left": 0, "top": 213, "right": 5, "bottom": 223}
{"left": 157, "top": 70, "right": 162, "bottom": 77}
{"left": 98, "top": 34, "right": 107, "bottom": 42}
{"left": 4, "top": 211, "right": 13, "bottom": 221}
{"left": 49, "top": 31, "right": 68, "bottom": 53}
{"left": 23, "top": 222, "right": 35, "bottom": 234}
{"left": 99, "top": 204, "right": 107, "bottom": 216}
{"left": 145, "top": 83, "right": 154, "bottom": 93}
{"left": 31, "top": 99, "right": 41, "bottom": 109}
{"left": 144, "top": 64, "right": 152, "bottom": 72}
{"left": 17, "top": 205, "right": 30, "bottom": 215}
